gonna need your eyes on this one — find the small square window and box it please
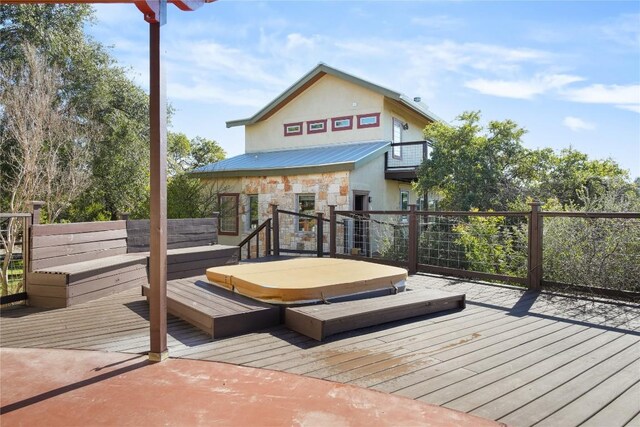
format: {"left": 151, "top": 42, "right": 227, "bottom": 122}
{"left": 284, "top": 122, "right": 303, "bottom": 136}
{"left": 357, "top": 113, "right": 380, "bottom": 128}
{"left": 307, "top": 119, "right": 327, "bottom": 134}
{"left": 331, "top": 116, "right": 353, "bottom": 131}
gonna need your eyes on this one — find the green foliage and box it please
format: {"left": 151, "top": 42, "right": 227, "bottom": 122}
{"left": 453, "top": 213, "right": 528, "bottom": 278}
{"left": 543, "top": 188, "right": 640, "bottom": 292}
{"left": 166, "top": 133, "right": 226, "bottom": 219}
{"left": 417, "top": 111, "right": 528, "bottom": 211}
{"left": 418, "top": 111, "right": 632, "bottom": 211}
{"left": 1, "top": 5, "right": 150, "bottom": 221}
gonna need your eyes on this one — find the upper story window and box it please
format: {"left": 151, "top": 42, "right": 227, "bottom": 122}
{"left": 331, "top": 116, "right": 353, "bottom": 131}
{"left": 307, "top": 119, "right": 327, "bottom": 134}
{"left": 357, "top": 112, "right": 380, "bottom": 128}
{"left": 392, "top": 118, "right": 403, "bottom": 159}
{"left": 284, "top": 122, "right": 303, "bottom": 136}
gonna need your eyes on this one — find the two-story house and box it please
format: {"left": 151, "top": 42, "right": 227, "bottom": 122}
{"left": 192, "top": 63, "right": 440, "bottom": 250}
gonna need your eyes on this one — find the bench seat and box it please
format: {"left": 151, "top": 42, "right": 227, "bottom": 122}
{"left": 28, "top": 254, "right": 148, "bottom": 308}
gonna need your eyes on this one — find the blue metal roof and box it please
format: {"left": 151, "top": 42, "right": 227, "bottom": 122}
{"left": 191, "top": 141, "right": 390, "bottom": 176}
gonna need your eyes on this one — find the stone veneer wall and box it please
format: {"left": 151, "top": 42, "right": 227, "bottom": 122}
{"left": 239, "top": 171, "right": 351, "bottom": 254}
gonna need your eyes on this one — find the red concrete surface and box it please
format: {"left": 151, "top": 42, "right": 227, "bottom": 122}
{"left": 1, "top": 348, "right": 503, "bottom": 426}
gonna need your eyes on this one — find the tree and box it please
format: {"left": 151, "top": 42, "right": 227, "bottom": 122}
{"left": 0, "top": 45, "right": 90, "bottom": 295}
{"left": 1, "top": 4, "right": 151, "bottom": 221}
{"left": 166, "top": 133, "right": 227, "bottom": 219}
{"left": 417, "top": 111, "right": 632, "bottom": 211}
{"left": 417, "top": 111, "right": 529, "bottom": 211}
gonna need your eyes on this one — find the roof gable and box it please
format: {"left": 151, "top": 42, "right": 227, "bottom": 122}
{"left": 226, "top": 63, "right": 440, "bottom": 128}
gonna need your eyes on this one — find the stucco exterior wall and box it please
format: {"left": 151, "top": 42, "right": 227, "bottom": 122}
{"left": 381, "top": 99, "right": 430, "bottom": 142}
{"left": 245, "top": 75, "right": 385, "bottom": 152}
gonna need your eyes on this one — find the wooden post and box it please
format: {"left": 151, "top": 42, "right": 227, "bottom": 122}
{"left": 118, "top": 212, "right": 130, "bottom": 221}
{"left": 29, "top": 201, "right": 44, "bottom": 225}
{"left": 528, "top": 201, "right": 543, "bottom": 291}
{"left": 316, "top": 212, "right": 324, "bottom": 257}
{"left": 148, "top": 19, "right": 168, "bottom": 363}
{"left": 271, "top": 204, "right": 280, "bottom": 257}
{"left": 329, "top": 205, "right": 336, "bottom": 257}
{"left": 408, "top": 204, "right": 418, "bottom": 275}
{"left": 265, "top": 218, "right": 272, "bottom": 256}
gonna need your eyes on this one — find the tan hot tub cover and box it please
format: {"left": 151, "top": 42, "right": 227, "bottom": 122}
{"left": 205, "top": 258, "right": 407, "bottom": 304}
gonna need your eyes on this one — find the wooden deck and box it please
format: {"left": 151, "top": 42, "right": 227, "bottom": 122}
{"left": 2, "top": 274, "right": 639, "bottom": 426}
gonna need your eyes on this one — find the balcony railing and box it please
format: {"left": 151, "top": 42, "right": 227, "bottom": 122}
{"left": 384, "top": 140, "right": 431, "bottom": 182}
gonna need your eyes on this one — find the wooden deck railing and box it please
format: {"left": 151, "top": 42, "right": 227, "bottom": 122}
{"left": 238, "top": 218, "right": 272, "bottom": 260}
{"left": 323, "top": 203, "right": 639, "bottom": 300}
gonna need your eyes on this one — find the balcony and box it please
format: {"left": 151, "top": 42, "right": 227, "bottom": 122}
{"left": 385, "top": 140, "right": 431, "bottom": 182}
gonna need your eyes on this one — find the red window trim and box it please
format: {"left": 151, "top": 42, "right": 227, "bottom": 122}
{"left": 356, "top": 112, "right": 381, "bottom": 129}
{"left": 218, "top": 193, "right": 239, "bottom": 236}
{"left": 283, "top": 122, "right": 303, "bottom": 137}
{"left": 331, "top": 115, "right": 353, "bottom": 131}
{"left": 307, "top": 119, "right": 327, "bottom": 134}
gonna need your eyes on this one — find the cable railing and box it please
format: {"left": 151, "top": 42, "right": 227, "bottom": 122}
{"left": 327, "top": 204, "right": 639, "bottom": 300}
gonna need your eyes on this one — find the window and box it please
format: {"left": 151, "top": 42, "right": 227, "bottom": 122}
{"left": 331, "top": 116, "right": 353, "bottom": 131}
{"left": 284, "top": 122, "right": 303, "bottom": 136}
{"left": 392, "top": 118, "right": 403, "bottom": 159}
{"left": 297, "top": 194, "right": 316, "bottom": 232}
{"left": 400, "top": 190, "right": 409, "bottom": 223}
{"left": 307, "top": 119, "right": 327, "bottom": 134}
{"left": 218, "top": 193, "right": 239, "bottom": 235}
{"left": 357, "top": 112, "right": 380, "bottom": 128}
{"left": 248, "top": 194, "right": 259, "bottom": 230}
{"left": 400, "top": 190, "right": 409, "bottom": 211}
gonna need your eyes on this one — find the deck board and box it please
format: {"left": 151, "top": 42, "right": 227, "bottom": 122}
{"left": 2, "top": 272, "right": 639, "bottom": 427}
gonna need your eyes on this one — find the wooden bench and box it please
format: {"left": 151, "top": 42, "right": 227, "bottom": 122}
{"left": 284, "top": 288, "right": 466, "bottom": 341}
{"left": 126, "top": 219, "right": 239, "bottom": 280}
{"left": 27, "top": 221, "right": 148, "bottom": 308}
{"left": 27, "top": 218, "right": 239, "bottom": 308}
{"left": 141, "top": 276, "right": 280, "bottom": 338}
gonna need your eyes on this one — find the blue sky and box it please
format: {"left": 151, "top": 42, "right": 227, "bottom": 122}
{"left": 88, "top": 1, "right": 640, "bottom": 178}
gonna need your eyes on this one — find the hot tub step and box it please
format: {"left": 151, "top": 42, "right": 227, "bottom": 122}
{"left": 284, "top": 288, "right": 466, "bottom": 341}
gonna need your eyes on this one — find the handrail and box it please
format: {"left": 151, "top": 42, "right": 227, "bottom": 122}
{"left": 238, "top": 218, "right": 271, "bottom": 260}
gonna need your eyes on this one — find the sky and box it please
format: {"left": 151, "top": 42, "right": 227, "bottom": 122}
{"left": 87, "top": 1, "right": 640, "bottom": 179}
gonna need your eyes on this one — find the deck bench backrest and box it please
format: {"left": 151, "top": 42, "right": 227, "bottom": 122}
{"left": 126, "top": 218, "right": 218, "bottom": 253}
{"left": 30, "top": 221, "right": 128, "bottom": 271}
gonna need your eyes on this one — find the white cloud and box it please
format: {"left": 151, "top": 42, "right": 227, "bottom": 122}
{"left": 464, "top": 74, "right": 584, "bottom": 99}
{"left": 563, "top": 116, "right": 595, "bottom": 131}
{"left": 600, "top": 13, "right": 640, "bottom": 48}
{"left": 617, "top": 104, "right": 640, "bottom": 114}
{"left": 562, "top": 84, "right": 640, "bottom": 113}
{"left": 562, "top": 84, "right": 640, "bottom": 104}
{"left": 411, "top": 15, "right": 464, "bottom": 31}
